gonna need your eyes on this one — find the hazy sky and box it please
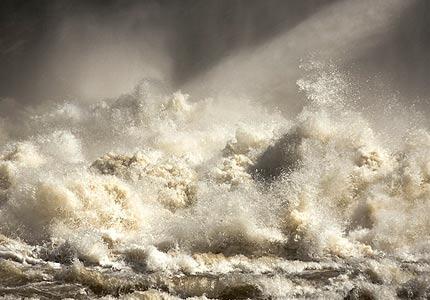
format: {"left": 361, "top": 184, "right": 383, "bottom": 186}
{"left": 0, "top": 0, "right": 429, "bottom": 109}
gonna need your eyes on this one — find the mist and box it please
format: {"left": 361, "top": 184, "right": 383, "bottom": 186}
{"left": 1, "top": 1, "right": 430, "bottom": 299}
{"left": 1, "top": 0, "right": 429, "bottom": 109}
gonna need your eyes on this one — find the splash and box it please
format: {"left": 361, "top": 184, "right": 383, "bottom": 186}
{"left": 0, "top": 65, "right": 429, "bottom": 298}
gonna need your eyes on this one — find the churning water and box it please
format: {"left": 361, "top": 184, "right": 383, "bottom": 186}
{"left": 0, "top": 59, "right": 429, "bottom": 299}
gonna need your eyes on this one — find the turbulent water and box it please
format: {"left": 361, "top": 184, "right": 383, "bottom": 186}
{"left": 0, "top": 62, "right": 429, "bottom": 299}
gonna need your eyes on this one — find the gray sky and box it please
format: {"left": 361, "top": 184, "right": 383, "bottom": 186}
{"left": 0, "top": 0, "right": 429, "bottom": 111}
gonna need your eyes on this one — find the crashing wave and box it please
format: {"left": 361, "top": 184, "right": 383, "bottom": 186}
{"left": 0, "top": 66, "right": 429, "bottom": 298}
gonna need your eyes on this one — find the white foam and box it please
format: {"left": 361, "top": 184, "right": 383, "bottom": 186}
{"left": 0, "top": 66, "right": 429, "bottom": 298}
